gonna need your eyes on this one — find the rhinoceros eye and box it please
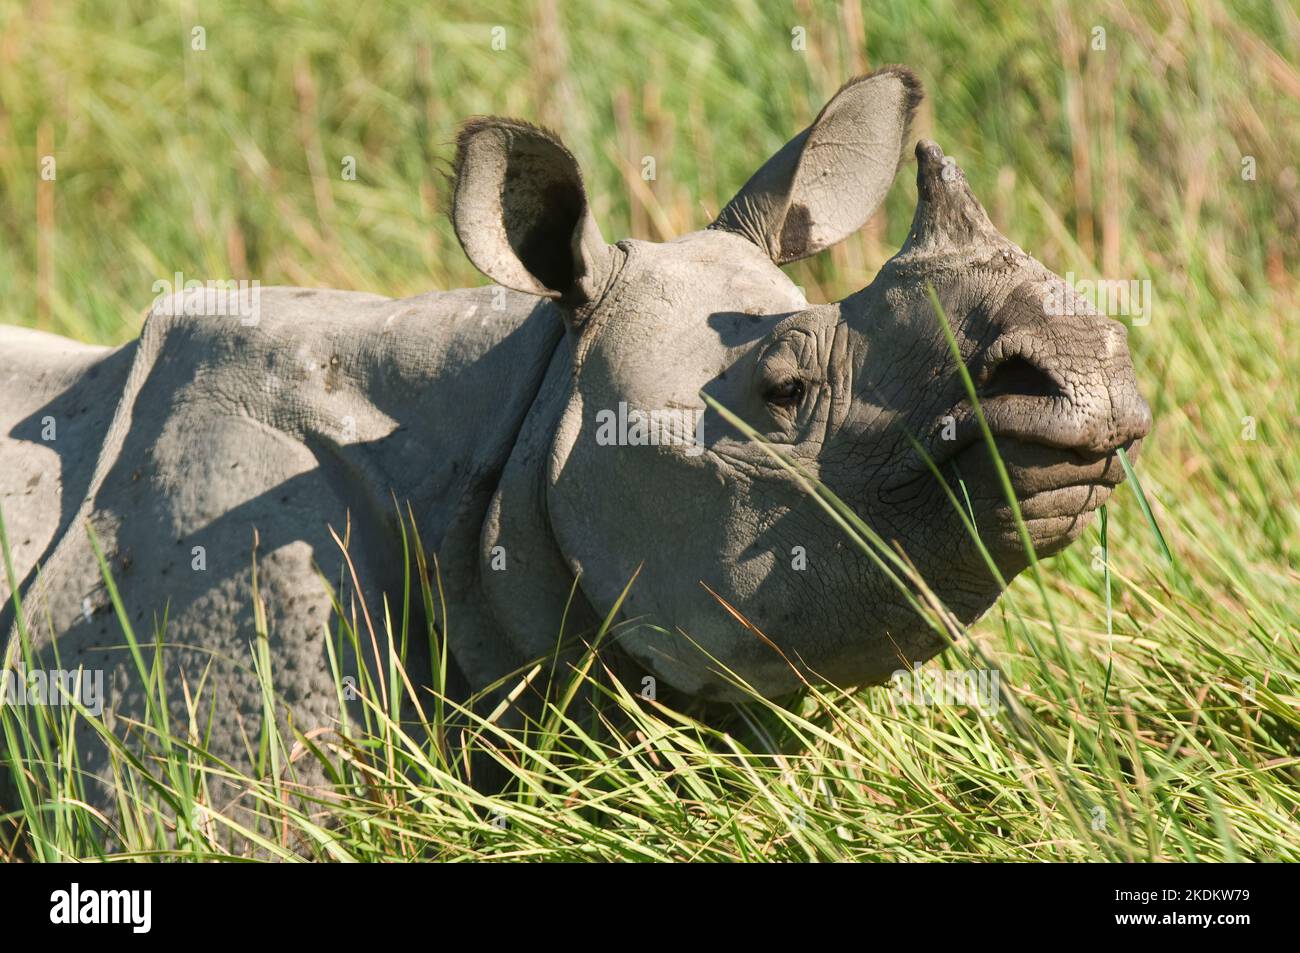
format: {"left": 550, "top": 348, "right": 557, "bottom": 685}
{"left": 765, "top": 377, "right": 806, "bottom": 408}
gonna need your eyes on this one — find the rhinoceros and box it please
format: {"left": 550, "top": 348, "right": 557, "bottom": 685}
{"left": 1, "top": 67, "right": 1150, "bottom": 813}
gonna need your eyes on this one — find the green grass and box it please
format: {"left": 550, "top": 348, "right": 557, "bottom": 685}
{"left": 2, "top": 0, "right": 1298, "bottom": 860}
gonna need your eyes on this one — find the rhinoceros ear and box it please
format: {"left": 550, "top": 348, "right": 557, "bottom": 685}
{"left": 710, "top": 66, "right": 922, "bottom": 265}
{"left": 452, "top": 118, "right": 616, "bottom": 310}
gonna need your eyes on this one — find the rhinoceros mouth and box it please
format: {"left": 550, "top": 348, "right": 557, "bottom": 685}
{"left": 880, "top": 419, "right": 1138, "bottom": 527}
{"left": 947, "top": 435, "right": 1136, "bottom": 553}
{"left": 881, "top": 397, "right": 1140, "bottom": 495}
{"left": 950, "top": 435, "right": 1132, "bottom": 494}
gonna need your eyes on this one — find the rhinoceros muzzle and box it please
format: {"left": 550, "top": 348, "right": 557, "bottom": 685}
{"left": 866, "top": 140, "right": 1152, "bottom": 555}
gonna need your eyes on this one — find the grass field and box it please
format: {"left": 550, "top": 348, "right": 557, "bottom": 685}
{"left": 1, "top": 0, "right": 1298, "bottom": 860}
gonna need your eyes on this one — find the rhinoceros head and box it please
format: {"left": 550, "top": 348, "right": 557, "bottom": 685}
{"left": 451, "top": 68, "right": 1151, "bottom": 700}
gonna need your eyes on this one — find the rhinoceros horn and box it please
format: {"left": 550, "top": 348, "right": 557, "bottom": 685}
{"left": 898, "top": 139, "right": 1013, "bottom": 258}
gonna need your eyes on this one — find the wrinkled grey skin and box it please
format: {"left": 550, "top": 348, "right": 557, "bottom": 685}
{"left": 1, "top": 67, "right": 1150, "bottom": 814}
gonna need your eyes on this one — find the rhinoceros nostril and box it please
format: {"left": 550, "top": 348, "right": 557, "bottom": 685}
{"left": 978, "top": 355, "right": 1061, "bottom": 401}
